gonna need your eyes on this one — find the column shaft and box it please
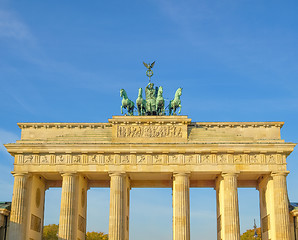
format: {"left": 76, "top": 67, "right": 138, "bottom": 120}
{"left": 58, "top": 173, "right": 77, "bottom": 240}
{"left": 222, "top": 173, "right": 240, "bottom": 240}
{"left": 295, "top": 216, "right": 298, "bottom": 240}
{"left": 173, "top": 173, "right": 190, "bottom": 240}
{"left": 272, "top": 172, "right": 291, "bottom": 239}
{"left": 109, "top": 173, "right": 126, "bottom": 240}
{"left": 8, "top": 173, "right": 27, "bottom": 240}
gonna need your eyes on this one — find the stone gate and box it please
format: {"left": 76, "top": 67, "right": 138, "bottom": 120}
{"left": 5, "top": 115, "right": 296, "bottom": 240}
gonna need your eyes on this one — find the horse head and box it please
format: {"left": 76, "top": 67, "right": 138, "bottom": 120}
{"left": 176, "top": 88, "right": 182, "bottom": 97}
{"left": 157, "top": 86, "right": 163, "bottom": 97}
{"left": 138, "top": 88, "right": 143, "bottom": 97}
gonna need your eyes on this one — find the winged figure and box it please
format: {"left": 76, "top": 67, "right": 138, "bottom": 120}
{"left": 143, "top": 61, "right": 155, "bottom": 70}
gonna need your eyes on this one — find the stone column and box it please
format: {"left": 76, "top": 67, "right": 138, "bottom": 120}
{"left": 8, "top": 173, "right": 27, "bottom": 240}
{"left": 109, "top": 173, "right": 127, "bottom": 240}
{"left": 272, "top": 172, "right": 291, "bottom": 239}
{"left": 295, "top": 216, "right": 298, "bottom": 240}
{"left": 173, "top": 173, "right": 190, "bottom": 240}
{"left": 58, "top": 173, "right": 77, "bottom": 240}
{"left": 222, "top": 172, "right": 240, "bottom": 240}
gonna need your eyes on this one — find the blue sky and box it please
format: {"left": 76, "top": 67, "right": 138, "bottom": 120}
{"left": 0, "top": 1, "right": 298, "bottom": 239}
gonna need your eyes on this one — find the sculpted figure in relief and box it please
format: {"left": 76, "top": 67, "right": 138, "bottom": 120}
{"left": 73, "top": 155, "right": 81, "bottom": 163}
{"left": 90, "top": 155, "right": 97, "bottom": 163}
{"left": 41, "top": 156, "right": 48, "bottom": 163}
{"left": 24, "top": 155, "right": 33, "bottom": 163}
{"left": 121, "top": 155, "right": 130, "bottom": 164}
{"left": 268, "top": 155, "right": 275, "bottom": 163}
{"left": 218, "top": 154, "right": 227, "bottom": 163}
{"left": 153, "top": 155, "right": 162, "bottom": 163}
{"left": 250, "top": 155, "right": 258, "bottom": 163}
{"left": 58, "top": 155, "right": 64, "bottom": 163}
{"left": 137, "top": 155, "right": 146, "bottom": 163}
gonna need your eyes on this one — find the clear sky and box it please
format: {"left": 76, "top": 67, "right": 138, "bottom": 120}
{"left": 0, "top": 1, "right": 298, "bottom": 239}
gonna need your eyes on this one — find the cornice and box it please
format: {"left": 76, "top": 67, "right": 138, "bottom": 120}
{"left": 4, "top": 142, "right": 296, "bottom": 155}
{"left": 17, "top": 122, "right": 112, "bottom": 129}
{"left": 17, "top": 121, "right": 284, "bottom": 129}
{"left": 189, "top": 121, "right": 284, "bottom": 128}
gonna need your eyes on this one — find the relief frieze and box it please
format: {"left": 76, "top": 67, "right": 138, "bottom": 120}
{"left": 16, "top": 153, "right": 283, "bottom": 166}
{"left": 117, "top": 125, "right": 182, "bottom": 138}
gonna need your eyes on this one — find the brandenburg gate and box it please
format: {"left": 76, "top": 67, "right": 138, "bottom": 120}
{"left": 5, "top": 115, "right": 296, "bottom": 240}
{"left": 4, "top": 63, "right": 297, "bottom": 240}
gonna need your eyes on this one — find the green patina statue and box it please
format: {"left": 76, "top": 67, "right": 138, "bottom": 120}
{"left": 120, "top": 61, "right": 183, "bottom": 116}
{"left": 136, "top": 88, "right": 146, "bottom": 116}
{"left": 169, "top": 87, "right": 182, "bottom": 115}
{"left": 156, "top": 86, "right": 165, "bottom": 116}
{"left": 120, "top": 89, "right": 134, "bottom": 116}
{"left": 145, "top": 82, "right": 157, "bottom": 115}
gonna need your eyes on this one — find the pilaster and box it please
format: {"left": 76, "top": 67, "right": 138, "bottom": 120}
{"left": 173, "top": 172, "right": 190, "bottom": 240}
{"left": 8, "top": 173, "right": 28, "bottom": 240}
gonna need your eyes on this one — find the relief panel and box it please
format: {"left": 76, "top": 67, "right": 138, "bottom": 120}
{"left": 136, "top": 155, "right": 147, "bottom": 164}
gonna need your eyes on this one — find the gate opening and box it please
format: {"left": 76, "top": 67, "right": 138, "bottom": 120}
{"left": 190, "top": 188, "right": 217, "bottom": 240}
{"left": 238, "top": 188, "right": 260, "bottom": 236}
{"left": 130, "top": 188, "right": 172, "bottom": 240}
{"left": 86, "top": 188, "right": 110, "bottom": 234}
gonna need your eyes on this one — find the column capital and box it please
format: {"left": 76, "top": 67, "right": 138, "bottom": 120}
{"left": 60, "top": 172, "right": 77, "bottom": 177}
{"left": 173, "top": 172, "right": 190, "bottom": 177}
{"left": 109, "top": 172, "right": 126, "bottom": 177}
{"left": 271, "top": 171, "right": 290, "bottom": 177}
{"left": 11, "top": 171, "right": 29, "bottom": 177}
{"left": 291, "top": 209, "right": 298, "bottom": 217}
{"left": 221, "top": 172, "right": 239, "bottom": 177}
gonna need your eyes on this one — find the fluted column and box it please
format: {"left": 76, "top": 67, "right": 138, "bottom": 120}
{"left": 295, "top": 216, "right": 298, "bottom": 240}
{"left": 272, "top": 172, "right": 291, "bottom": 240}
{"left": 222, "top": 172, "right": 240, "bottom": 240}
{"left": 173, "top": 173, "right": 190, "bottom": 240}
{"left": 8, "top": 173, "right": 27, "bottom": 240}
{"left": 109, "top": 173, "right": 126, "bottom": 240}
{"left": 58, "top": 173, "right": 77, "bottom": 240}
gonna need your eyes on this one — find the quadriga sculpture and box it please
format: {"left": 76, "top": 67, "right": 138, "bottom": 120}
{"left": 120, "top": 89, "right": 134, "bottom": 116}
{"left": 156, "top": 86, "right": 165, "bottom": 115}
{"left": 136, "top": 88, "right": 146, "bottom": 116}
{"left": 169, "top": 88, "right": 182, "bottom": 115}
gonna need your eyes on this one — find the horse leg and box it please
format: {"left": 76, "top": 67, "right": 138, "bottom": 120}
{"left": 137, "top": 105, "right": 141, "bottom": 116}
{"left": 121, "top": 105, "right": 123, "bottom": 114}
{"left": 178, "top": 104, "right": 182, "bottom": 114}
